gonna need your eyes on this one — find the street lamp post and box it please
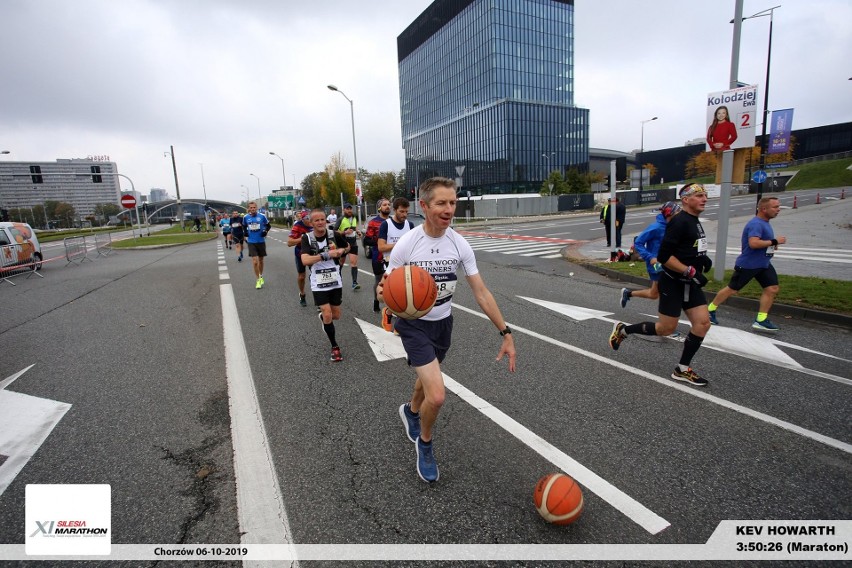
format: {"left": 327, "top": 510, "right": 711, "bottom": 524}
{"left": 327, "top": 84, "right": 361, "bottom": 227}
{"left": 199, "top": 163, "right": 209, "bottom": 231}
{"left": 734, "top": 5, "right": 781, "bottom": 211}
{"left": 240, "top": 185, "right": 250, "bottom": 207}
{"left": 541, "top": 152, "right": 555, "bottom": 181}
{"left": 164, "top": 146, "right": 184, "bottom": 229}
{"left": 249, "top": 173, "right": 261, "bottom": 205}
{"left": 268, "top": 152, "right": 286, "bottom": 189}
{"left": 269, "top": 151, "right": 287, "bottom": 215}
{"left": 639, "top": 116, "right": 658, "bottom": 193}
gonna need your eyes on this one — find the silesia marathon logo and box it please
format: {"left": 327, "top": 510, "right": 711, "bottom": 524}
{"left": 30, "top": 520, "right": 109, "bottom": 537}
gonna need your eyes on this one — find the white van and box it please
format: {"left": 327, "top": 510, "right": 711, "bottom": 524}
{"left": 0, "top": 222, "right": 43, "bottom": 272}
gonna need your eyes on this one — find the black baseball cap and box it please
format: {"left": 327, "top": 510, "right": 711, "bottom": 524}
{"left": 344, "top": 203, "right": 353, "bottom": 209}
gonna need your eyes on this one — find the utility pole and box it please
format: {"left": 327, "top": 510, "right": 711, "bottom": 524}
{"left": 168, "top": 145, "right": 184, "bottom": 229}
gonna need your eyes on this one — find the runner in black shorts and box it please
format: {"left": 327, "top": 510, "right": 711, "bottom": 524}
{"left": 364, "top": 198, "right": 391, "bottom": 311}
{"left": 229, "top": 210, "right": 245, "bottom": 262}
{"left": 708, "top": 196, "right": 786, "bottom": 332}
{"left": 287, "top": 211, "right": 313, "bottom": 306}
{"left": 607, "top": 183, "right": 713, "bottom": 387}
{"left": 334, "top": 203, "right": 361, "bottom": 290}
{"left": 301, "top": 209, "right": 350, "bottom": 362}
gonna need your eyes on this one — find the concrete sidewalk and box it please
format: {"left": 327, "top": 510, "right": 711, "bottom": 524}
{"left": 567, "top": 197, "right": 852, "bottom": 329}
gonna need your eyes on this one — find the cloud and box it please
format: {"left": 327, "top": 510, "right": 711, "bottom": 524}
{"left": 1, "top": 0, "right": 849, "bottom": 203}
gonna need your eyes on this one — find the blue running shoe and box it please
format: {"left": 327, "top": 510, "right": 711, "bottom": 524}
{"left": 415, "top": 437, "right": 439, "bottom": 483}
{"left": 399, "top": 403, "right": 420, "bottom": 443}
{"left": 708, "top": 310, "right": 718, "bottom": 325}
{"left": 752, "top": 318, "right": 779, "bottom": 332}
{"left": 620, "top": 288, "right": 631, "bottom": 309}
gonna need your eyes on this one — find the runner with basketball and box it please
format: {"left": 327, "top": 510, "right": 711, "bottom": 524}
{"left": 377, "top": 177, "right": 516, "bottom": 483}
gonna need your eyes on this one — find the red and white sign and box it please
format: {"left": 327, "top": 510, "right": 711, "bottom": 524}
{"left": 120, "top": 194, "right": 137, "bottom": 209}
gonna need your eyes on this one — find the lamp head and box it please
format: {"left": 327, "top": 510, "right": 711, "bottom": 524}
{"left": 269, "top": 151, "right": 275, "bottom": 156}
{"left": 327, "top": 85, "right": 338, "bottom": 92}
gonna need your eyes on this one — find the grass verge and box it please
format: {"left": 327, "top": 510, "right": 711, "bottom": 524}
{"left": 596, "top": 261, "right": 851, "bottom": 315}
{"left": 109, "top": 229, "right": 217, "bottom": 249}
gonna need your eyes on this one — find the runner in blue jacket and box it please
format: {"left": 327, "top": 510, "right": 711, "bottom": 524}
{"left": 620, "top": 201, "right": 680, "bottom": 308}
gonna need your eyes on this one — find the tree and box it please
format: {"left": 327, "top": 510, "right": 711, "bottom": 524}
{"left": 363, "top": 171, "right": 397, "bottom": 204}
{"left": 32, "top": 205, "right": 47, "bottom": 228}
{"left": 55, "top": 202, "right": 76, "bottom": 228}
{"left": 540, "top": 171, "right": 566, "bottom": 195}
{"left": 565, "top": 168, "right": 590, "bottom": 193}
{"left": 685, "top": 151, "right": 718, "bottom": 178}
{"left": 94, "top": 203, "right": 120, "bottom": 223}
{"left": 395, "top": 169, "right": 407, "bottom": 198}
{"left": 300, "top": 172, "right": 323, "bottom": 208}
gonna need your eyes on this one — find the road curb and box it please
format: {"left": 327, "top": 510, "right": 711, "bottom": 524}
{"left": 564, "top": 254, "right": 852, "bottom": 331}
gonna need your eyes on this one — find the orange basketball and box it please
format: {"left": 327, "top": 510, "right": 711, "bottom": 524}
{"left": 533, "top": 473, "right": 584, "bottom": 525}
{"left": 383, "top": 264, "right": 438, "bottom": 320}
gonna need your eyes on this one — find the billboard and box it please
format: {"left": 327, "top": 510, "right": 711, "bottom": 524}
{"left": 768, "top": 108, "right": 794, "bottom": 154}
{"left": 705, "top": 85, "right": 758, "bottom": 152}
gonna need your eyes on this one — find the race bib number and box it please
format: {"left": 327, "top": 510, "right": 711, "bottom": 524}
{"left": 433, "top": 274, "right": 457, "bottom": 306}
{"left": 765, "top": 245, "right": 775, "bottom": 257}
{"left": 696, "top": 237, "right": 708, "bottom": 253}
{"left": 248, "top": 222, "right": 261, "bottom": 231}
{"left": 316, "top": 268, "right": 338, "bottom": 286}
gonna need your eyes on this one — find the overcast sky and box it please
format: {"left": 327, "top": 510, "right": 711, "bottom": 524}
{"left": 1, "top": 0, "right": 849, "bottom": 203}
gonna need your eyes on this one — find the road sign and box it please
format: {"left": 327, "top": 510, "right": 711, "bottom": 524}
{"left": 752, "top": 170, "right": 767, "bottom": 184}
{"left": 121, "top": 194, "right": 137, "bottom": 209}
{"left": 267, "top": 195, "right": 293, "bottom": 209}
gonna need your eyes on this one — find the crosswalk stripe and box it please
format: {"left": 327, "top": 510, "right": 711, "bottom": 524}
{"left": 520, "top": 248, "right": 565, "bottom": 257}
{"left": 471, "top": 242, "right": 560, "bottom": 252}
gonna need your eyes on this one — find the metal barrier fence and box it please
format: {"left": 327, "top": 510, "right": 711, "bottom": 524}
{"left": 94, "top": 231, "right": 113, "bottom": 256}
{"left": 64, "top": 236, "right": 91, "bottom": 265}
{"left": 0, "top": 243, "right": 44, "bottom": 286}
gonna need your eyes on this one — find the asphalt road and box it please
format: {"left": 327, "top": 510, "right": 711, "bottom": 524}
{"left": 0, "top": 205, "right": 849, "bottom": 566}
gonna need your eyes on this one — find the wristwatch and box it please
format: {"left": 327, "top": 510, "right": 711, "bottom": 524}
{"left": 499, "top": 326, "right": 512, "bottom": 337}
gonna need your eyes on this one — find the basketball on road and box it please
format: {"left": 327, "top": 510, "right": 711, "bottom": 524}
{"left": 533, "top": 473, "right": 584, "bottom": 525}
{"left": 383, "top": 264, "right": 437, "bottom": 320}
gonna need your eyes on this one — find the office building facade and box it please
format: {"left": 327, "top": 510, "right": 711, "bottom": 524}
{"left": 0, "top": 158, "right": 121, "bottom": 218}
{"left": 149, "top": 188, "right": 169, "bottom": 203}
{"left": 398, "top": 0, "right": 589, "bottom": 195}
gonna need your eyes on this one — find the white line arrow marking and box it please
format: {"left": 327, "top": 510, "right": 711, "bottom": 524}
{"left": 354, "top": 318, "right": 408, "bottom": 362}
{"left": 0, "top": 366, "right": 71, "bottom": 498}
{"left": 356, "top": 318, "right": 670, "bottom": 534}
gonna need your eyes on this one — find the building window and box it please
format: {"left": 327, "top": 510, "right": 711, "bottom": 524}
{"left": 30, "top": 165, "right": 43, "bottom": 184}
{"left": 91, "top": 165, "right": 102, "bottom": 183}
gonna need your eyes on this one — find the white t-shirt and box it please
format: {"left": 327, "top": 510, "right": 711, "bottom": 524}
{"left": 386, "top": 225, "right": 478, "bottom": 321}
{"left": 327, "top": 213, "right": 338, "bottom": 225}
{"left": 303, "top": 233, "right": 344, "bottom": 292}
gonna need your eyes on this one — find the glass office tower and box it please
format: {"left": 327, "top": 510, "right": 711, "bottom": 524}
{"left": 398, "top": 0, "right": 589, "bottom": 195}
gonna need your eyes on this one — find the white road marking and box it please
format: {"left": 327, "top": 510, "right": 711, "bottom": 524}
{"left": 356, "top": 319, "right": 670, "bottom": 535}
{"left": 519, "top": 248, "right": 566, "bottom": 257}
{"left": 637, "top": 312, "right": 852, "bottom": 386}
{"left": 354, "top": 318, "right": 408, "bottom": 361}
{"left": 0, "top": 366, "right": 71, "bottom": 498}
{"left": 220, "top": 280, "right": 299, "bottom": 563}
{"left": 500, "top": 300, "right": 852, "bottom": 455}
